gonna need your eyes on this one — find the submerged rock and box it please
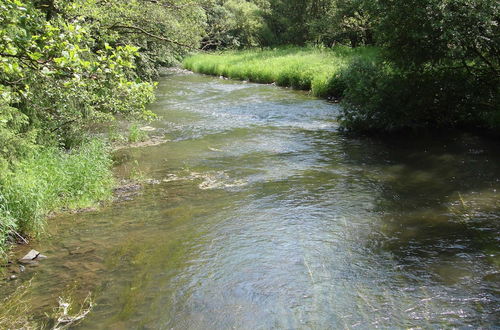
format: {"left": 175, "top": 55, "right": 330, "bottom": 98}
{"left": 113, "top": 181, "right": 142, "bottom": 202}
{"left": 69, "top": 247, "right": 95, "bottom": 255}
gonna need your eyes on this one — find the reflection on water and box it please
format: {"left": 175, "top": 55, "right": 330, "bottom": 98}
{"left": 3, "top": 72, "right": 499, "bottom": 328}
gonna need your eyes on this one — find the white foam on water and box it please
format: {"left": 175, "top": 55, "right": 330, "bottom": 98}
{"left": 162, "top": 171, "right": 248, "bottom": 190}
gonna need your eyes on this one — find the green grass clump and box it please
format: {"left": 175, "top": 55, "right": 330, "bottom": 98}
{"left": 0, "top": 139, "right": 114, "bottom": 257}
{"left": 183, "top": 46, "right": 379, "bottom": 98}
{"left": 128, "top": 123, "right": 149, "bottom": 143}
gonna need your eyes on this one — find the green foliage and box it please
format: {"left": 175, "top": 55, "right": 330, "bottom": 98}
{"left": 310, "top": 0, "right": 376, "bottom": 47}
{"left": 200, "top": 0, "right": 498, "bottom": 132}
{"left": 338, "top": 0, "right": 499, "bottom": 131}
{"left": 339, "top": 60, "right": 500, "bottom": 132}
{"left": 183, "top": 46, "right": 379, "bottom": 97}
{"left": 0, "top": 0, "right": 210, "bottom": 257}
{"left": 0, "top": 0, "right": 157, "bottom": 151}
{"left": 262, "top": 0, "right": 310, "bottom": 45}
{"left": 375, "top": 0, "right": 498, "bottom": 70}
{"left": 202, "top": 0, "right": 271, "bottom": 49}
{"left": 70, "top": 0, "right": 207, "bottom": 78}
{"left": 223, "top": 0, "right": 375, "bottom": 47}
{"left": 0, "top": 139, "right": 114, "bottom": 255}
{"left": 128, "top": 123, "right": 148, "bottom": 143}
{"left": 0, "top": 1, "right": 159, "bottom": 257}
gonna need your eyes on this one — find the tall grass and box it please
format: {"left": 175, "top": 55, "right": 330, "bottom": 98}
{"left": 0, "top": 139, "right": 114, "bottom": 257}
{"left": 183, "top": 46, "right": 379, "bottom": 97}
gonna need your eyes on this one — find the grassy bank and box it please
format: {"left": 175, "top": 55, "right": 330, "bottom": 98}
{"left": 0, "top": 140, "right": 114, "bottom": 258}
{"left": 183, "top": 46, "right": 379, "bottom": 98}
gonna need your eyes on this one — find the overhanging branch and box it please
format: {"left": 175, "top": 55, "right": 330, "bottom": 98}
{"left": 108, "top": 25, "right": 200, "bottom": 51}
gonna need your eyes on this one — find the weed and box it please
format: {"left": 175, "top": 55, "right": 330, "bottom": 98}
{"left": 0, "top": 280, "right": 39, "bottom": 329}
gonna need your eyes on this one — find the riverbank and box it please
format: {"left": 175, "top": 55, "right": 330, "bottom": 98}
{"left": 183, "top": 46, "right": 379, "bottom": 98}
{"left": 0, "top": 130, "right": 161, "bottom": 328}
{"left": 0, "top": 122, "right": 166, "bottom": 262}
{"left": 0, "top": 140, "right": 115, "bottom": 259}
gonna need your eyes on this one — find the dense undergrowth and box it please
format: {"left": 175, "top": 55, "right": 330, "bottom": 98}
{"left": 183, "top": 46, "right": 379, "bottom": 98}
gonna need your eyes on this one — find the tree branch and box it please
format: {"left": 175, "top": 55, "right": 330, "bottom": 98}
{"left": 108, "top": 25, "right": 201, "bottom": 51}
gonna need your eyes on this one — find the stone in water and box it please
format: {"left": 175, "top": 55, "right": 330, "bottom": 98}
{"left": 19, "top": 249, "right": 47, "bottom": 264}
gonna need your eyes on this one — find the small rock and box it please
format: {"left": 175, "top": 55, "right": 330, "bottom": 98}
{"left": 10, "top": 275, "right": 17, "bottom": 280}
{"left": 145, "top": 179, "right": 161, "bottom": 185}
{"left": 19, "top": 265, "right": 25, "bottom": 272}
{"left": 19, "top": 249, "right": 46, "bottom": 264}
{"left": 21, "top": 249, "right": 39, "bottom": 260}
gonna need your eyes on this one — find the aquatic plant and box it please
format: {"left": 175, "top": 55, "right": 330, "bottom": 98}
{"left": 0, "top": 280, "right": 94, "bottom": 329}
{"left": 51, "top": 293, "right": 94, "bottom": 330}
{"left": 0, "top": 280, "right": 38, "bottom": 329}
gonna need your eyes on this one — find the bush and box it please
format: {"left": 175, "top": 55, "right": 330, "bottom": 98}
{"left": 339, "top": 57, "right": 500, "bottom": 132}
{"left": 128, "top": 124, "right": 148, "bottom": 143}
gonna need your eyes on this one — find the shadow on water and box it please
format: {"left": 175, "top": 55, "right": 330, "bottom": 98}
{"left": 310, "top": 129, "right": 500, "bottom": 325}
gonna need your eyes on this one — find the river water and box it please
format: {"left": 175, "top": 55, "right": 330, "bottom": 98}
{"left": 7, "top": 72, "right": 500, "bottom": 328}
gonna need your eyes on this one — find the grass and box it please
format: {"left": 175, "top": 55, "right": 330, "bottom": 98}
{"left": 128, "top": 123, "right": 149, "bottom": 143}
{"left": 0, "top": 139, "right": 115, "bottom": 257}
{"left": 183, "top": 46, "right": 379, "bottom": 97}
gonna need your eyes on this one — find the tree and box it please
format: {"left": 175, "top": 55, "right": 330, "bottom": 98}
{"left": 202, "top": 0, "right": 271, "bottom": 49}
{"left": 339, "top": 0, "right": 500, "bottom": 131}
{"left": 0, "top": 0, "right": 155, "bottom": 152}
{"left": 69, "top": 0, "right": 207, "bottom": 79}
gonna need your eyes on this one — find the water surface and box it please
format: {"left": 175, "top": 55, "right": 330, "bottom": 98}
{"left": 7, "top": 72, "right": 500, "bottom": 328}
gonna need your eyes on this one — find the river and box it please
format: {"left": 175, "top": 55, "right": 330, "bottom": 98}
{"left": 6, "top": 71, "right": 500, "bottom": 328}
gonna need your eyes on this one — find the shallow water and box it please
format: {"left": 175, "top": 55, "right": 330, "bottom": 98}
{"left": 5, "top": 72, "right": 500, "bottom": 328}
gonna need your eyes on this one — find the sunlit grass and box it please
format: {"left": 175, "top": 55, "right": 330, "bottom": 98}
{"left": 183, "top": 46, "right": 379, "bottom": 97}
{"left": 0, "top": 139, "right": 115, "bottom": 257}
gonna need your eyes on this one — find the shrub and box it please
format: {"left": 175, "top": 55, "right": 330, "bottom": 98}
{"left": 339, "top": 57, "right": 500, "bottom": 132}
{"left": 128, "top": 124, "right": 149, "bottom": 143}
